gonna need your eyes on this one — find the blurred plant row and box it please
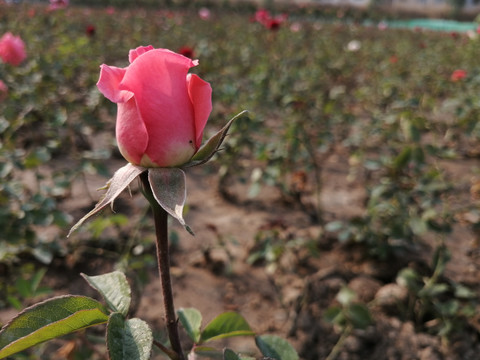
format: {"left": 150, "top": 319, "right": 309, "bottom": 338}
{"left": 1, "top": 1, "right": 480, "bottom": 356}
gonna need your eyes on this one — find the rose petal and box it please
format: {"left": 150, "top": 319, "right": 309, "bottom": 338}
{"left": 120, "top": 49, "right": 197, "bottom": 166}
{"left": 96, "top": 65, "right": 133, "bottom": 103}
{"left": 116, "top": 98, "right": 149, "bottom": 165}
{"left": 186, "top": 73, "right": 212, "bottom": 148}
{"left": 128, "top": 45, "right": 155, "bottom": 63}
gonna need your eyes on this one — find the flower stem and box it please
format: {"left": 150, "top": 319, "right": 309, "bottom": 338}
{"left": 140, "top": 172, "right": 185, "bottom": 360}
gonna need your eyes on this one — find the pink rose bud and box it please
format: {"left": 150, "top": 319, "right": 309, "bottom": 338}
{"left": 49, "top": 0, "right": 69, "bottom": 10}
{"left": 198, "top": 7, "right": 211, "bottom": 20}
{"left": 97, "top": 46, "right": 212, "bottom": 168}
{"left": 0, "top": 32, "right": 26, "bottom": 66}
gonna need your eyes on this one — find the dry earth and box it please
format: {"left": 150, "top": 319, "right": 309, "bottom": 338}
{"left": 1, "top": 138, "right": 480, "bottom": 359}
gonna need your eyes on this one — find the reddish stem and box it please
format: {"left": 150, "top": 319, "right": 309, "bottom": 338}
{"left": 140, "top": 172, "right": 184, "bottom": 360}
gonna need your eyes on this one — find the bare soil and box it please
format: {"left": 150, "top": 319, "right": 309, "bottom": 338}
{"left": 1, "top": 138, "right": 480, "bottom": 359}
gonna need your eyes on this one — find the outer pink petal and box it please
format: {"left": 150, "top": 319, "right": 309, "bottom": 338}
{"left": 96, "top": 64, "right": 132, "bottom": 103}
{"left": 120, "top": 49, "right": 197, "bottom": 166}
{"left": 0, "top": 33, "right": 26, "bottom": 66}
{"left": 186, "top": 73, "right": 212, "bottom": 148}
{"left": 116, "top": 98, "right": 149, "bottom": 165}
{"left": 128, "top": 45, "right": 155, "bottom": 63}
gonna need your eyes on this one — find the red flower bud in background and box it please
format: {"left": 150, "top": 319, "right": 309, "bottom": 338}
{"left": 178, "top": 46, "right": 194, "bottom": 59}
{"left": 0, "top": 32, "right": 26, "bottom": 66}
{"left": 96, "top": 46, "right": 212, "bottom": 168}
{"left": 450, "top": 69, "right": 467, "bottom": 82}
{"left": 86, "top": 25, "right": 96, "bottom": 37}
{"left": 252, "top": 9, "right": 287, "bottom": 31}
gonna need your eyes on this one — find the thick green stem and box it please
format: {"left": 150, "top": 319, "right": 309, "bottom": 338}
{"left": 140, "top": 172, "right": 185, "bottom": 360}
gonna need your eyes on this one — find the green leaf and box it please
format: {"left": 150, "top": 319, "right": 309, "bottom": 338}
{"left": 224, "top": 348, "right": 241, "bottom": 360}
{"left": 81, "top": 271, "right": 131, "bottom": 316}
{"left": 177, "top": 308, "right": 202, "bottom": 343}
{"left": 185, "top": 110, "right": 248, "bottom": 167}
{"left": 200, "top": 312, "right": 255, "bottom": 343}
{"left": 454, "top": 283, "right": 477, "bottom": 299}
{"left": 323, "top": 306, "right": 344, "bottom": 325}
{"left": 30, "top": 268, "right": 48, "bottom": 294}
{"left": 346, "top": 304, "right": 373, "bottom": 329}
{"left": 190, "top": 345, "right": 218, "bottom": 357}
{"left": 223, "top": 348, "right": 255, "bottom": 360}
{"left": 106, "top": 313, "right": 153, "bottom": 360}
{"left": 68, "top": 163, "right": 145, "bottom": 237}
{"left": 0, "top": 295, "right": 109, "bottom": 359}
{"left": 418, "top": 283, "right": 449, "bottom": 298}
{"left": 396, "top": 268, "right": 420, "bottom": 291}
{"left": 255, "top": 335, "right": 299, "bottom": 360}
{"left": 393, "top": 146, "right": 412, "bottom": 170}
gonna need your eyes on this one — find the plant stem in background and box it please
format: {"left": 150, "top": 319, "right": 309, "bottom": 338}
{"left": 140, "top": 172, "right": 185, "bottom": 360}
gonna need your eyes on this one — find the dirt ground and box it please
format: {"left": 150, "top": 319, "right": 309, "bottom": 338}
{"left": 1, "top": 139, "right": 480, "bottom": 359}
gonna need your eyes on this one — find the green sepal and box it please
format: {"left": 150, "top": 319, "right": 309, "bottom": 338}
{"left": 184, "top": 110, "right": 248, "bottom": 168}
{"left": 147, "top": 167, "right": 193, "bottom": 235}
{"left": 68, "top": 163, "right": 145, "bottom": 237}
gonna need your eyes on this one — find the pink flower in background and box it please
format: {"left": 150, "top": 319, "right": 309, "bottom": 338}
{"left": 450, "top": 69, "right": 467, "bottom": 82}
{"left": 290, "top": 22, "right": 302, "bottom": 32}
{"left": 252, "top": 9, "right": 287, "bottom": 31}
{"left": 97, "top": 46, "right": 212, "bottom": 168}
{"left": 49, "top": 0, "right": 68, "bottom": 10}
{"left": 106, "top": 6, "right": 115, "bottom": 15}
{"left": 0, "top": 32, "right": 26, "bottom": 66}
{"left": 378, "top": 21, "right": 388, "bottom": 30}
{"left": 198, "top": 7, "right": 211, "bottom": 20}
{"left": 252, "top": 9, "right": 270, "bottom": 24}
{"left": 0, "top": 80, "right": 7, "bottom": 102}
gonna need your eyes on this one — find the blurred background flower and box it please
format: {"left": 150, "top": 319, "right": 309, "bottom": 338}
{"left": 0, "top": 32, "right": 26, "bottom": 66}
{"left": 450, "top": 69, "right": 467, "bottom": 81}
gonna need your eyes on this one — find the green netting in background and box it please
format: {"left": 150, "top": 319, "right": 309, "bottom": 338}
{"left": 385, "top": 18, "right": 478, "bottom": 32}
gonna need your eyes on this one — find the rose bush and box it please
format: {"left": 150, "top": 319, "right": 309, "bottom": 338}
{"left": 97, "top": 45, "right": 212, "bottom": 168}
{"left": 0, "top": 80, "right": 7, "bottom": 101}
{"left": 0, "top": 32, "right": 26, "bottom": 66}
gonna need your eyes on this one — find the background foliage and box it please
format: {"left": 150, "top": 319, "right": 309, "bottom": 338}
{"left": 1, "top": 1, "right": 480, "bottom": 358}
